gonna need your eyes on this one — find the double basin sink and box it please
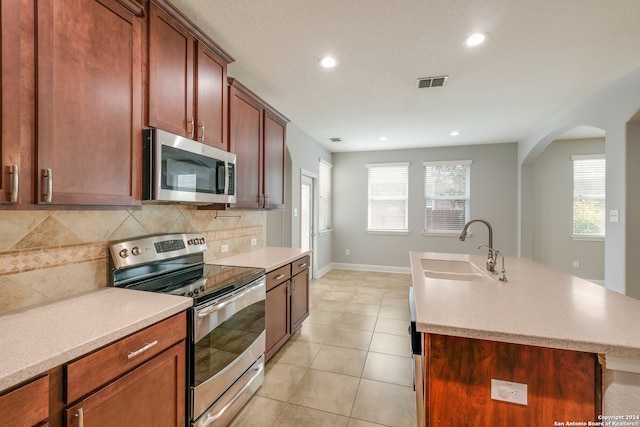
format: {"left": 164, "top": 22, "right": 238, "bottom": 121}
{"left": 421, "top": 258, "right": 492, "bottom": 282}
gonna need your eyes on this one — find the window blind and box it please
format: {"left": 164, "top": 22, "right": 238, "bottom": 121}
{"left": 572, "top": 155, "right": 605, "bottom": 236}
{"left": 319, "top": 159, "right": 332, "bottom": 232}
{"left": 424, "top": 160, "right": 471, "bottom": 233}
{"left": 367, "top": 163, "right": 409, "bottom": 233}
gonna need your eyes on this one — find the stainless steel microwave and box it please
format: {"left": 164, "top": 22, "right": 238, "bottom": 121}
{"left": 142, "top": 128, "right": 236, "bottom": 205}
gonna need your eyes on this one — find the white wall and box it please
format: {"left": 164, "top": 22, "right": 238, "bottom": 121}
{"left": 532, "top": 138, "right": 605, "bottom": 282}
{"left": 518, "top": 66, "right": 640, "bottom": 417}
{"left": 332, "top": 143, "right": 518, "bottom": 271}
{"left": 284, "top": 124, "right": 333, "bottom": 276}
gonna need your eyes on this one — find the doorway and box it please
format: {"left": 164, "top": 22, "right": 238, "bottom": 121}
{"left": 300, "top": 172, "right": 317, "bottom": 278}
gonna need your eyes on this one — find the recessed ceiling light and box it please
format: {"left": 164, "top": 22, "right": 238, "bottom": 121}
{"left": 378, "top": 136, "right": 389, "bottom": 141}
{"left": 319, "top": 56, "right": 338, "bottom": 68}
{"left": 464, "top": 33, "right": 487, "bottom": 47}
{"left": 449, "top": 130, "right": 461, "bottom": 136}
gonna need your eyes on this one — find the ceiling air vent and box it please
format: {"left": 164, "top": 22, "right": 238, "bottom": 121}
{"left": 329, "top": 137, "right": 342, "bottom": 143}
{"left": 417, "top": 75, "right": 448, "bottom": 88}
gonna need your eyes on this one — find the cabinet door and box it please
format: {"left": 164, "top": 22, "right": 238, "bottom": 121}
{"left": 0, "top": 375, "right": 49, "bottom": 427}
{"left": 265, "top": 281, "right": 290, "bottom": 361}
{"left": 229, "top": 84, "right": 262, "bottom": 208}
{"left": 36, "top": 0, "right": 142, "bottom": 206}
{"left": 0, "top": 1, "right": 22, "bottom": 204}
{"left": 196, "top": 43, "right": 227, "bottom": 150}
{"left": 148, "top": 2, "right": 194, "bottom": 138}
{"left": 291, "top": 269, "right": 309, "bottom": 332}
{"left": 263, "top": 111, "right": 286, "bottom": 208}
{"left": 65, "top": 341, "right": 186, "bottom": 427}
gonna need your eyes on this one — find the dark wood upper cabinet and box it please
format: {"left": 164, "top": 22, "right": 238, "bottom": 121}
{"left": 228, "top": 78, "right": 289, "bottom": 209}
{"left": 147, "top": 3, "right": 194, "bottom": 138}
{"left": 147, "top": 0, "right": 232, "bottom": 151}
{"left": 0, "top": 1, "right": 25, "bottom": 205}
{"left": 35, "top": 0, "right": 143, "bottom": 206}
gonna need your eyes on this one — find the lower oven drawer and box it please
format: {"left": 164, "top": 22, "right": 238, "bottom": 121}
{"left": 192, "top": 354, "right": 265, "bottom": 427}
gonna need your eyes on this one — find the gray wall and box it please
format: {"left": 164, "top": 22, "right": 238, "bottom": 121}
{"left": 283, "top": 124, "right": 333, "bottom": 276}
{"left": 332, "top": 143, "right": 518, "bottom": 271}
{"left": 532, "top": 138, "right": 605, "bottom": 282}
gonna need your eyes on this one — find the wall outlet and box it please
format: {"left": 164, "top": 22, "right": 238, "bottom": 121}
{"left": 221, "top": 244, "right": 229, "bottom": 253}
{"left": 573, "top": 260, "right": 580, "bottom": 268}
{"left": 345, "top": 249, "right": 350, "bottom": 256}
{"left": 491, "top": 379, "right": 527, "bottom": 405}
{"left": 250, "top": 238, "right": 257, "bottom": 246}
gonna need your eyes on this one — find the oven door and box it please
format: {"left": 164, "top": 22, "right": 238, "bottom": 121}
{"left": 191, "top": 277, "right": 266, "bottom": 426}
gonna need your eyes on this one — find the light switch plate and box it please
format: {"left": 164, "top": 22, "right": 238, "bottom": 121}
{"left": 610, "top": 209, "right": 619, "bottom": 223}
{"left": 250, "top": 238, "right": 257, "bottom": 246}
{"left": 491, "top": 379, "right": 527, "bottom": 405}
{"left": 221, "top": 244, "right": 229, "bottom": 253}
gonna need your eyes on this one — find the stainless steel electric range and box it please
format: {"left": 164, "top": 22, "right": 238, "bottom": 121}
{"left": 109, "top": 233, "right": 266, "bottom": 427}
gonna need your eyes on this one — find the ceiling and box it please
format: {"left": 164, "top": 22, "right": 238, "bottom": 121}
{"left": 170, "top": 0, "right": 640, "bottom": 153}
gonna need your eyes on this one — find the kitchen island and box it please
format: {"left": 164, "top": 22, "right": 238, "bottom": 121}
{"left": 410, "top": 251, "right": 640, "bottom": 425}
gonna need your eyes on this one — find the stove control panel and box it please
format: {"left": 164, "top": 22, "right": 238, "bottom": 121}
{"left": 110, "top": 233, "right": 208, "bottom": 269}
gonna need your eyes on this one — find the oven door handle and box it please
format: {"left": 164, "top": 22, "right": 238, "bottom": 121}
{"left": 197, "top": 280, "right": 264, "bottom": 318}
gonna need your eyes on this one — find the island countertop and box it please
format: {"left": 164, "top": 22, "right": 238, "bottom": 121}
{"left": 0, "top": 288, "right": 192, "bottom": 391}
{"left": 215, "top": 247, "right": 312, "bottom": 271}
{"left": 410, "top": 251, "right": 640, "bottom": 360}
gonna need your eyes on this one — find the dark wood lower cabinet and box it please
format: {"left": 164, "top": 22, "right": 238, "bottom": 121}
{"left": 264, "top": 255, "right": 310, "bottom": 361}
{"left": 291, "top": 268, "right": 309, "bottom": 332}
{"left": 423, "top": 334, "right": 601, "bottom": 426}
{"left": 266, "top": 280, "right": 290, "bottom": 361}
{"left": 65, "top": 341, "right": 185, "bottom": 427}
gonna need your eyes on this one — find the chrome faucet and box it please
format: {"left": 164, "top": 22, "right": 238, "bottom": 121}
{"left": 459, "top": 219, "right": 495, "bottom": 272}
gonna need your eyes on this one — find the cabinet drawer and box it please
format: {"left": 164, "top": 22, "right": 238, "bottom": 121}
{"left": 65, "top": 312, "right": 186, "bottom": 403}
{"left": 266, "top": 265, "right": 290, "bottom": 291}
{"left": 292, "top": 255, "right": 310, "bottom": 276}
{"left": 0, "top": 375, "right": 49, "bottom": 427}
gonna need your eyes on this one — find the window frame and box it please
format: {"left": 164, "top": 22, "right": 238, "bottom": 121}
{"left": 571, "top": 154, "right": 605, "bottom": 240}
{"left": 423, "top": 160, "right": 472, "bottom": 235}
{"left": 318, "top": 159, "right": 332, "bottom": 233}
{"left": 366, "top": 162, "right": 410, "bottom": 235}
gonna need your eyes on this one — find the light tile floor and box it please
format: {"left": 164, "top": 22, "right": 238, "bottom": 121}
{"left": 230, "top": 269, "right": 417, "bottom": 427}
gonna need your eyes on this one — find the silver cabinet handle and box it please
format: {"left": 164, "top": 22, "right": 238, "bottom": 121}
{"left": 127, "top": 340, "right": 158, "bottom": 359}
{"left": 188, "top": 116, "right": 195, "bottom": 138}
{"left": 75, "top": 407, "right": 84, "bottom": 427}
{"left": 275, "top": 274, "right": 285, "bottom": 280}
{"left": 298, "top": 263, "right": 308, "bottom": 268}
{"left": 42, "top": 169, "right": 52, "bottom": 203}
{"left": 199, "top": 122, "right": 205, "bottom": 142}
{"left": 9, "top": 165, "right": 18, "bottom": 203}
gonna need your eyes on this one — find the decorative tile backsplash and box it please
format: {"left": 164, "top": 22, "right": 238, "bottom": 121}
{"left": 0, "top": 206, "right": 264, "bottom": 313}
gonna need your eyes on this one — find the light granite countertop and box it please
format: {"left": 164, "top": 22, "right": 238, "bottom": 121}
{"left": 215, "top": 247, "right": 312, "bottom": 271}
{"left": 0, "top": 287, "right": 192, "bottom": 391}
{"left": 410, "top": 251, "right": 640, "bottom": 361}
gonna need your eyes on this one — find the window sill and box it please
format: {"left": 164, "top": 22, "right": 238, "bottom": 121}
{"left": 571, "top": 234, "right": 604, "bottom": 242}
{"left": 423, "top": 231, "right": 466, "bottom": 237}
{"left": 367, "top": 230, "right": 410, "bottom": 236}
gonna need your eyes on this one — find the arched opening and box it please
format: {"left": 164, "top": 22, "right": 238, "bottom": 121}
{"left": 530, "top": 126, "right": 606, "bottom": 284}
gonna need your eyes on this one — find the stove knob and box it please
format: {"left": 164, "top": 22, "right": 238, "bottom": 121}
{"left": 119, "top": 248, "right": 129, "bottom": 258}
{"left": 187, "top": 239, "right": 193, "bottom": 245}
{"left": 199, "top": 238, "right": 205, "bottom": 244}
{"left": 131, "top": 246, "right": 141, "bottom": 256}
{"left": 188, "top": 292, "right": 194, "bottom": 297}
{"left": 193, "top": 288, "right": 200, "bottom": 295}
{"left": 199, "top": 285, "right": 206, "bottom": 292}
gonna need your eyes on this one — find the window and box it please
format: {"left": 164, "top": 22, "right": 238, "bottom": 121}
{"left": 319, "top": 159, "right": 332, "bottom": 232}
{"left": 367, "top": 163, "right": 409, "bottom": 233}
{"left": 572, "top": 154, "right": 605, "bottom": 237}
{"left": 424, "top": 160, "right": 471, "bottom": 233}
